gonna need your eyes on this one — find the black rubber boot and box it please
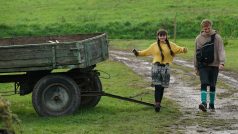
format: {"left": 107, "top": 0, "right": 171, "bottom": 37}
{"left": 209, "top": 103, "right": 215, "bottom": 112}
{"left": 155, "top": 102, "right": 161, "bottom": 112}
{"left": 199, "top": 103, "right": 207, "bottom": 112}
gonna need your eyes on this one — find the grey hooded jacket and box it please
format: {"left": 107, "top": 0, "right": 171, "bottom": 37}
{"left": 194, "top": 30, "right": 225, "bottom": 70}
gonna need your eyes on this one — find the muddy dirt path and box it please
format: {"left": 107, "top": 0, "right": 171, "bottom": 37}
{"left": 110, "top": 50, "right": 238, "bottom": 134}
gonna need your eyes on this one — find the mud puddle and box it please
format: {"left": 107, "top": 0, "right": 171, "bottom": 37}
{"left": 110, "top": 50, "right": 238, "bottom": 134}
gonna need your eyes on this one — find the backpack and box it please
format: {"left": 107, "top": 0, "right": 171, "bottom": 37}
{"left": 196, "top": 34, "right": 216, "bottom": 65}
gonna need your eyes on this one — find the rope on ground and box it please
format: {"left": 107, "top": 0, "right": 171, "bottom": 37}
{"left": 128, "top": 91, "right": 152, "bottom": 99}
{"left": 98, "top": 70, "right": 111, "bottom": 79}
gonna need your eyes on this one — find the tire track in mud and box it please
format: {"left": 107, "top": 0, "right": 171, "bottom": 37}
{"left": 109, "top": 50, "right": 238, "bottom": 134}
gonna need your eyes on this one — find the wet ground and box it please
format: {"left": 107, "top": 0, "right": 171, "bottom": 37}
{"left": 110, "top": 50, "right": 238, "bottom": 134}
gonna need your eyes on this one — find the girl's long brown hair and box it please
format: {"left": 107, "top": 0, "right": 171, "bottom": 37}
{"left": 157, "top": 29, "right": 174, "bottom": 61}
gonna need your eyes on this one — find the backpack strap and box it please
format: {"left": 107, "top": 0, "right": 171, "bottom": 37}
{"left": 211, "top": 33, "right": 216, "bottom": 43}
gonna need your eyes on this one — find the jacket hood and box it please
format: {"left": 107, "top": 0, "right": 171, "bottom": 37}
{"left": 200, "top": 29, "right": 216, "bottom": 37}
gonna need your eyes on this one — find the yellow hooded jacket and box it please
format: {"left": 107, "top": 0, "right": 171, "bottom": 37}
{"left": 138, "top": 41, "right": 187, "bottom": 64}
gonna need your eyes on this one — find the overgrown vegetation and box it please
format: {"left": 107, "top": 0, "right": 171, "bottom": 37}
{"left": 0, "top": 0, "right": 238, "bottom": 39}
{"left": 0, "top": 95, "right": 21, "bottom": 134}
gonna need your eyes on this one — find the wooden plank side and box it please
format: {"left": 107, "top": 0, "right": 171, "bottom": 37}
{"left": 0, "top": 45, "right": 52, "bottom": 61}
{"left": 55, "top": 42, "right": 85, "bottom": 65}
{"left": 84, "top": 35, "right": 108, "bottom": 66}
{"left": 83, "top": 38, "right": 104, "bottom": 66}
{"left": 0, "top": 58, "right": 52, "bottom": 69}
{"left": 0, "top": 66, "right": 53, "bottom": 73}
{"left": 56, "top": 57, "right": 79, "bottom": 65}
{"left": 55, "top": 43, "right": 78, "bottom": 57}
{"left": 101, "top": 35, "right": 109, "bottom": 60}
{"left": 0, "top": 33, "right": 108, "bottom": 73}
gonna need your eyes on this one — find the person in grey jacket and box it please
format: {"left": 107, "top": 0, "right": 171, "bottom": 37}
{"left": 194, "top": 19, "right": 226, "bottom": 112}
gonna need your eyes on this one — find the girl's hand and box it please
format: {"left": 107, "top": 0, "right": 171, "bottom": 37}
{"left": 132, "top": 49, "right": 139, "bottom": 56}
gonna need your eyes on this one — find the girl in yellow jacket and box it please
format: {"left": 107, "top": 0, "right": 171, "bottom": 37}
{"left": 133, "top": 29, "right": 187, "bottom": 112}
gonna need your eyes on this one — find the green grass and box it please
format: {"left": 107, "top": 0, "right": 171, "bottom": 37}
{"left": 2, "top": 0, "right": 238, "bottom": 25}
{"left": 109, "top": 39, "right": 238, "bottom": 72}
{"left": 1, "top": 61, "right": 181, "bottom": 134}
{"left": 0, "top": 0, "right": 238, "bottom": 38}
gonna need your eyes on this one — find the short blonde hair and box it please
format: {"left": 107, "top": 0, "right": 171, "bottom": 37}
{"left": 201, "top": 19, "right": 213, "bottom": 27}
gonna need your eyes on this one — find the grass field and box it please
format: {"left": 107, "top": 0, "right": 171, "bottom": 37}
{"left": 2, "top": 0, "right": 238, "bottom": 25}
{"left": 0, "top": 0, "right": 238, "bottom": 38}
{"left": 1, "top": 0, "right": 237, "bottom": 133}
{"left": 109, "top": 39, "right": 238, "bottom": 72}
{"left": 1, "top": 61, "right": 181, "bottom": 134}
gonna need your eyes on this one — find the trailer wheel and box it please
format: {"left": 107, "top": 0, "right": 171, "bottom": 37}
{"left": 32, "top": 74, "right": 80, "bottom": 116}
{"left": 80, "top": 75, "right": 102, "bottom": 108}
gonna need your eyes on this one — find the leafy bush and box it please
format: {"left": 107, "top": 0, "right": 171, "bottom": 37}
{"left": 0, "top": 17, "right": 237, "bottom": 39}
{"left": 0, "top": 96, "right": 21, "bottom": 134}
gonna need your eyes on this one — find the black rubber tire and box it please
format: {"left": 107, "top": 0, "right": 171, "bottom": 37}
{"left": 80, "top": 75, "right": 102, "bottom": 108}
{"left": 32, "top": 74, "right": 80, "bottom": 116}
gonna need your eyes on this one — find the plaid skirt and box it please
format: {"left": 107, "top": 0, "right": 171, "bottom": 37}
{"left": 151, "top": 63, "right": 170, "bottom": 88}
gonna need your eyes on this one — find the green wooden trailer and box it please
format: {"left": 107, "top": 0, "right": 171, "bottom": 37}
{"left": 0, "top": 33, "right": 109, "bottom": 116}
{"left": 0, "top": 32, "right": 154, "bottom": 118}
